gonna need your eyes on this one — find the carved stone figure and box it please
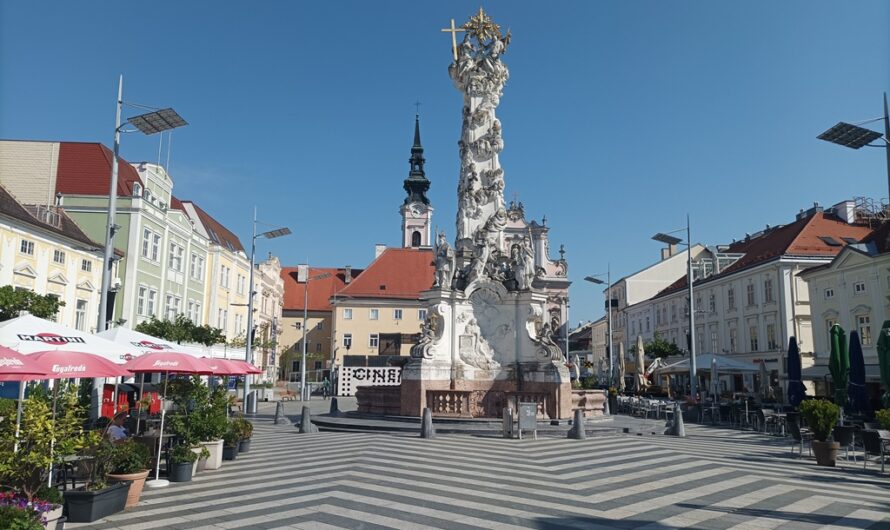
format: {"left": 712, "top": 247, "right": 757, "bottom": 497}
{"left": 465, "top": 233, "right": 490, "bottom": 285}
{"left": 513, "top": 236, "right": 535, "bottom": 290}
{"left": 411, "top": 304, "right": 445, "bottom": 359}
{"left": 434, "top": 232, "right": 455, "bottom": 288}
{"left": 533, "top": 322, "right": 562, "bottom": 360}
{"left": 458, "top": 317, "right": 499, "bottom": 370}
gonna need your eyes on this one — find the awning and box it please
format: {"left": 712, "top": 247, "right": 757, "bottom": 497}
{"left": 655, "top": 353, "right": 760, "bottom": 376}
{"left": 802, "top": 364, "right": 881, "bottom": 382}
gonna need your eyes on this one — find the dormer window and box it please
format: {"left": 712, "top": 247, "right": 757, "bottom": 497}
{"left": 132, "top": 182, "right": 142, "bottom": 197}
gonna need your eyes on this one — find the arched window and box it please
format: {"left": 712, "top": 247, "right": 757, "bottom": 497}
{"left": 411, "top": 231, "right": 422, "bottom": 247}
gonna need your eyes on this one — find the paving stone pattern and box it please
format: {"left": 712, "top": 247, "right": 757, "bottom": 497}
{"left": 70, "top": 416, "right": 890, "bottom": 530}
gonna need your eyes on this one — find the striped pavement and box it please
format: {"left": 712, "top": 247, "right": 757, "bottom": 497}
{"left": 69, "top": 417, "right": 890, "bottom": 530}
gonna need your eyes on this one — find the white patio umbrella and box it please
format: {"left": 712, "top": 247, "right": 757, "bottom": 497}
{"left": 97, "top": 326, "right": 206, "bottom": 359}
{"left": 618, "top": 342, "right": 626, "bottom": 391}
{"left": 0, "top": 313, "right": 132, "bottom": 363}
{"left": 710, "top": 356, "right": 719, "bottom": 399}
{"left": 635, "top": 335, "right": 647, "bottom": 391}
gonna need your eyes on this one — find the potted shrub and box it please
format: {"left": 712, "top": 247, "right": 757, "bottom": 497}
{"left": 105, "top": 439, "right": 152, "bottom": 509}
{"left": 222, "top": 426, "right": 240, "bottom": 461}
{"left": 62, "top": 439, "right": 131, "bottom": 523}
{"left": 799, "top": 399, "right": 841, "bottom": 467}
{"left": 195, "top": 387, "right": 229, "bottom": 470}
{"left": 232, "top": 417, "right": 253, "bottom": 453}
{"left": 876, "top": 408, "right": 890, "bottom": 430}
{"left": 168, "top": 444, "right": 198, "bottom": 483}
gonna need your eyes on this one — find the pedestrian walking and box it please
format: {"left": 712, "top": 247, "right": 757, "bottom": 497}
{"left": 322, "top": 377, "right": 331, "bottom": 400}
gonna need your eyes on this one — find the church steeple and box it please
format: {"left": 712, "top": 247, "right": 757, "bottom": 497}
{"left": 400, "top": 114, "right": 433, "bottom": 248}
{"left": 403, "top": 114, "right": 430, "bottom": 205}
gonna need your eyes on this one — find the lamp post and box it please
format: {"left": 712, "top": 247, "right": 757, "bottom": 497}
{"left": 97, "top": 75, "right": 187, "bottom": 332}
{"left": 243, "top": 210, "right": 290, "bottom": 414}
{"left": 653, "top": 216, "right": 698, "bottom": 398}
{"left": 585, "top": 264, "right": 613, "bottom": 387}
{"left": 300, "top": 268, "right": 332, "bottom": 401}
{"left": 817, "top": 93, "right": 890, "bottom": 204}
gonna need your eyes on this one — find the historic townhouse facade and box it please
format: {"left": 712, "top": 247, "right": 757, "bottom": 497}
{"left": 252, "top": 254, "right": 284, "bottom": 379}
{"left": 799, "top": 219, "right": 890, "bottom": 398}
{"left": 0, "top": 184, "right": 111, "bottom": 331}
{"left": 626, "top": 208, "right": 872, "bottom": 394}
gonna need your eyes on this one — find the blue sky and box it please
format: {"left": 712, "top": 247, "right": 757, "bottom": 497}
{"left": 1, "top": 1, "right": 888, "bottom": 323}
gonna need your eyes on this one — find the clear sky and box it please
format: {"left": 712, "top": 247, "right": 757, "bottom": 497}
{"left": 1, "top": 1, "right": 888, "bottom": 323}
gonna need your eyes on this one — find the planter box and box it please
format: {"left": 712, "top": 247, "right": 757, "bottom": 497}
{"left": 169, "top": 461, "right": 193, "bottom": 482}
{"left": 107, "top": 469, "right": 150, "bottom": 509}
{"left": 222, "top": 445, "right": 238, "bottom": 460}
{"left": 42, "top": 505, "right": 63, "bottom": 529}
{"left": 202, "top": 439, "right": 224, "bottom": 470}
{"left": 191, "top": 447, "right": 203, "bottom": 476}
{"left": 63, "top": 481, "right": 129, "bottom": 523}
{"left": 812, "top": 440, "right": 840, "bottom": 467}
{"left": 238, "top": 438, "right": 251, "bottom": 453}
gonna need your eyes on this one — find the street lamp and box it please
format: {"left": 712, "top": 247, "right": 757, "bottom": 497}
{"left": 585, "top": 264, "right": 613, "bottom": 388}
{"left": 652, "top": 215, "right": 698, "bottom": 398}
{"left": 243, "top": 208, "right": 290, "bottom": 414}
{"left": 97, "top": 76, "right": 187, "bottom": 332}
{"left": 300, "top": 269, "right": 332, "bottom": 401}
{"left": 817, "top": 93, "right": 890, "bottom": 202}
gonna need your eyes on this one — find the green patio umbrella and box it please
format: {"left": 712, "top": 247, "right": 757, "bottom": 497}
{"left": 878, "top": 320, "right": 890, "bottom": 408}
{"left": 828, "top": 324, "right": 849, "bottom": 407}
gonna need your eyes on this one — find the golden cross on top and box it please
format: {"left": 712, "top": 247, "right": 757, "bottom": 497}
{"left": 441, "top": 18, "right": 465, "bottom": 61}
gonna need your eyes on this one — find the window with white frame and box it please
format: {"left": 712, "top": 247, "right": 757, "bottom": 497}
{"left": 235, "top": 313, "right": 243, "bottom": 335}
{"left": 853, "top": 281, "right": 866, "bottom": 295}
{"left": 709, "top": 293, "right": 716, "bottom": 313}
{"left": 137, "top": 287, "right": 147, "bottom": 315}
{"left": 141, "top": 229, "right": 152, "bottom": 258}
{"left": 147, "top": 289, "right": 158, "bottom": 316}
{"left": 670, "top": 303, "right": 676, "bottom": 323}
{"left": 53, "top": 250, "right": 65, "bottom": 265}
{"left": 190, "top": 254, "right": 204, "bottom": 280}
{"left": 419, "top": 309, "right": 427, "bottom": 321}
{"left": 727, "top": 287, "right": 736, "bottom": 310}
{"left": 343, "top": 308, "right": 353, "bottom": 320}
{"left": 168, "top": 243, "right": 183, "bottom": 271}
{"left": 746, "top": 283, "right": 756, "bottom": 306}
{"left": 165, "top": 295, "right": 176, "bottom": 320}
{"left": 151, "top": 233, "right": 160, "bottom": 261}
{"left": 193, "top": 302, "right": 202, "bottom": 324}
{"left": 858, "top": 315, "right": 872, "bottom": 345}
{"left": 237, "top": 274, "right": 245, "bottom": 295}
{"left": 729, "top": 327, "right": 738, "bottom": 352}
{"left": 645, "top": 316, "right": 650, "bottom": 332}
{"left": 220, "top": 266, "right": 229, "bottom": 288}
{"left": 824, "top": 288, "right": 834, "bottom": 299}
{"left": 749, "top": 325, "right": 759, "bottom": 351}
{"left": 394, "top": 309, "right": 403, "bottom": 320}
{"left": 764, "top": 278, "right": 774, "bottom": 303}
{"left": 188, "top": 300, "right": 196, "bottom": 322}
{"left": 20, "top": 239, "right": 34, "bottom": 255}
{"left": 218, "top": 309, "right": 228, "bottom": 330}
{"left": 370, "top": 308, "right": 379, "bottom": 320}
{"left": 343, "top": 333, "right": 352, "bottom": 349}
{"left": 81, "top": 259, "right": 92, "bottom": 272}
{"left": 766, "top": 323, "right": 778, "bottom": 350}
{"left": 710, "top": 330, "right": 718, "bottom": 352}
{"left": 369, "top": 333, "right": 379, "bottom": 348}
{"left": 75, "top": 299, "right": 88, "bottom": 331}
{"left": 316, "top": 321, "right": 323, "bottom": 330}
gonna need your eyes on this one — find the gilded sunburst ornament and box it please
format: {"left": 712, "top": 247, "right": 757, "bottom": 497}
{"left": 463, "top": 7, "right": 501, "bottom": 43}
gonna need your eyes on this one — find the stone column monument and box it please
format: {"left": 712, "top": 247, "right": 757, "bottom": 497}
{"left": 401, "top": 9, "right": 572, "bottom": 419}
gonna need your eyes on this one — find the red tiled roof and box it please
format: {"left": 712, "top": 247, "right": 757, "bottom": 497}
{"left": 861, "top": 219, "right": 890, "bottom": 254}
{"left": 337, "top": 248, "right": 435, "bottom": 300}
{"left": 653, "top": 212, "right": 872, "bottom": 300}
{"left": 181, "top": 200, "right": 245, "bottom": 252}
{"left": 0, "top": 184, "right": 106, "bottom": 250}
{"left": 170, "top": 196, "right": 185, "bottom": 211}
{"left": 281, "top": 267, "right": 362, "bottom": 311}
{"left": 56, "top": 142, "right": 144, "bottom": 197}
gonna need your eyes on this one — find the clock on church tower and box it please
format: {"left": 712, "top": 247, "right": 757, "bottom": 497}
{"left": 400, "top": 114, "right": 433, "bottom": 248}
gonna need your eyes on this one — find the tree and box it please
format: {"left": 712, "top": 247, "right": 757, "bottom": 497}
{"left": 0, "top": 286, "right": 65, "bottom": 322}
{"left": 135, "top": 315, "right": 224, "bottom": 346}
{"left": 642, "top": 333, "right": 683, "bottom": 360}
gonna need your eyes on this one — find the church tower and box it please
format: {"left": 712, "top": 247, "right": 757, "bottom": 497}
{"left": 400, "top": 114, "right": 433, "bottom": 248}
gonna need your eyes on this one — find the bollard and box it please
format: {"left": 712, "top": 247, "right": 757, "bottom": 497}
{"left": 567, "top": 409, "right": 586, "bottom": 440}
{"left": 603, "top": 397, "right": 610, "bottom": 416}
{"left": 329, "top": 397, "right": 340, "bottom": 417}
{"left": 274, "top": 401, "right": 284, "bottom": 425}
{"left": 420, "top": 407, "right": 435, "bottom": 439}
{"left": 674, "top": 403, "right": 686, "bottom": 437}
{"left": 502, "top": 407, "right": 514, "bottom": 439}
{"left": 299, "top": 405, "right": 316, "bottom": 433}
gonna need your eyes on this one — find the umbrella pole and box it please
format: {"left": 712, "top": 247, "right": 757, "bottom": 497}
{"left": 146, "top": 371, "right": 170, "bottom": 488}
{"left": 48, "top": 381, "right": 59, "bottom": 487}
{"left": 135, "top": 375, "right": 145, "bottom": 435}
{"left": 13, "top": 381, "right": 25, "bottom": 454}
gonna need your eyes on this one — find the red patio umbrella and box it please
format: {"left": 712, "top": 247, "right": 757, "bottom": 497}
{"left": 202, "top": 357, "right": 246, "bottom": 376}
{"left": 28, "top": 350, "right": 132, "bottom": 379}
{"left": 231, "top": 360, "right": 262, "bottom": 375}
{"left": 122, "top": 351, "right": 212, "bottom": 488}
{"left": 0, "top": 346, "right": 49, "bottom": 381}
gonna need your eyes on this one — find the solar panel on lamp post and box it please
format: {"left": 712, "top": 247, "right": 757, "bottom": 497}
{"left": 585, "top": 265, "right": 613, "bottom": 389}
{"left": 653, "top": 217, "right": 698, "bottom": 401}
{"left": 244, "top": 210, "right": 291, "bottom": 414}
{"left": 97, "top": 76, "right": 188, "bottom": 334}
{"left": 817, "top": 93, "right": 890, "bottom": 206}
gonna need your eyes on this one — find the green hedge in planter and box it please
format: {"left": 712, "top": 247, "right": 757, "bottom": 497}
{"left": 107, "top": 439, "right": 151, "bottom": 474}
{"left": 876, "top": 409, "right": 890, "bottom": 430}
{"left": 799, "top": 399, "right": 840, "bottom": 442}
{"left": 170, "top": 444, "right": 200, "bottom": 464}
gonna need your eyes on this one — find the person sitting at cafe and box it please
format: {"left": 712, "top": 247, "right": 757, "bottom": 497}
{"left": 106, "top": 411, "right": 130, "bottom": 443}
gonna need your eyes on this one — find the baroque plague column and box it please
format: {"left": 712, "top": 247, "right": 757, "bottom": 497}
{"left": 401, "top": 10, "right": 572, "bottom": 419}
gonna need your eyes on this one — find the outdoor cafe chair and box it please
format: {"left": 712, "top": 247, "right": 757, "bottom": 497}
{"left": 832, "top": 425, "right": 857, "bottom": 462}
{"left": 860, "top": 429, "right": 889, "bottom": 473}
{"left": 757, "top": 409, "right": 780, "bottom": 435}
{"left": 786, "top": 413, "right": 812, "bottom": 458}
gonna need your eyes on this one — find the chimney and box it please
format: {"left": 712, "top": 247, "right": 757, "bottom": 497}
{"left": 660, "top": 243, "right": 678, "bottom": 261}
{"left": 375, "top": 244, "right": 386, "bottom": 259}
{"left": 344, "top": 265, "right": 352, "bottom": 284}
